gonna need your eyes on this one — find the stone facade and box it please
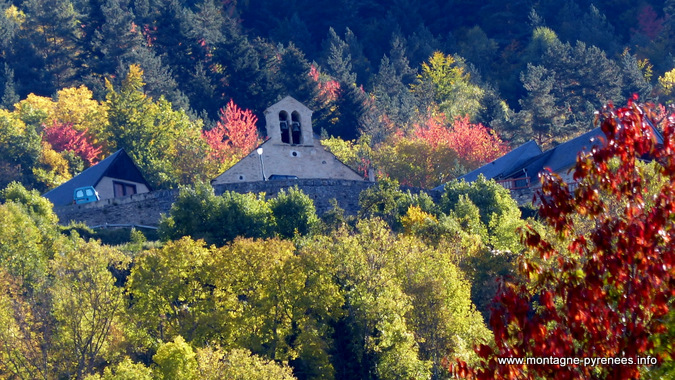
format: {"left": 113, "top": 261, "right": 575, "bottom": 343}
{"left": 212, "top": 96, "right": 364, "bottom": 185}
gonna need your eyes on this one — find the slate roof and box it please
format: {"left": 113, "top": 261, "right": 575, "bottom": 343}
{"left": 432, "top": 140, "right": 543, "bottom": 191}
{"left": 43, "top": 149, "right": 151, "bottom": 206}
{"left": 462, "top": 140, "right": 542, "bottom": 182}
{"left": 503, "top": 128, "right": 606, "bottom": 180}
{"left": 434, "top": 122, "right": 665, "bottom": 190}
{"left": 502, "top": 125, "right": 664, "bottom": 180}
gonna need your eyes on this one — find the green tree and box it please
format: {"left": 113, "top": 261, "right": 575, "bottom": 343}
{"left": 158, "top": 182, "right": 220, "bottom": 243}
{"left": 517, "top": 64, "right": 563, "bottom": 146}
{"left": 87, "top": 0, "right": 145, "bottom": 77}
{"left": 303, "top": 218, "right": 491, "bottom": 379}
{"left": 0, "top": 109, "right": 43, "bottom": 190}
{"left": 441, "top": 175, "right": 525, "bottom": 253}
{"left": 368, "top": 36, "right": 418, "bottom": 143}
{"left": 517, "top": 34, "right": 624, "bottom": 142}
{"left": 50, "top": 240, "right": 128, "bottom": 379}
{"left": 358, "top": 178, "right": 405, "bottom": 228}
{"left": 268, "top": 186, "right": 319, "bottom": 239}
{"left": 18, "top": 0, "right": 82, "bottom": 93}
{"left": 104, "top": 65, "right": 207, "bottom": 188}
{"left": 196, "top": 347, "right": 297, "bottom": 380}
{"left": 86, "top": 357, "right": 154, "bottom": 380}
{"left": 412, "top": 51, "right": 484, "bottom": 121}
{"left": 1, "top": 63, "right": 19, "bottom": 109}
{"left": 209, "top": 190, "right": 275, "bottom": 244}
{"left": 153, "top": 336, "right": 199, "bottom": 380}
{"left": 317, "top": 27, "right": 374, "bottom": 140}
{"left": 304, "top": 220, "right": 429, "bottom": 380}
{"left": 0, "top": 184, "right": 57, "bottom": 288}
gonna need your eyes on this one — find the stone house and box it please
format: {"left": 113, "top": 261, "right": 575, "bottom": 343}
{"left": 44, "top": 149, "right": 151, "bottom": 206}
{"left": 211, "top": 96, "right": 364, "bottom": 184}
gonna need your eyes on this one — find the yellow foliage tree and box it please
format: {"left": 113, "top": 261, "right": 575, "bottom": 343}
{"left": 659, "top": 68, "right": 675, "bottom": 95}
{"left": 14, "top": 93, "right": 56, "bottom": 126}
{"left": 53, "top": 86, "right": 109, "bottom": 137}
{"left": 32, "top": 141, "right": 71, "bottom": 189}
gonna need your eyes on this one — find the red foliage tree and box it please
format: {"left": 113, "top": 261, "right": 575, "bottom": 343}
{"left": 453, "top": 99, "right": 675, "bottom": 379}
{"left": 413, "top": 113, "right": 508, "bottom": 169}
{"left": 634, "top": 5, "right": 664, "bottom": 41}
{"left": 203, "top": 99, "right": 259, "bottom": 165}
{"left": 309, "top": 64, "right": 340, "bottom": 103}
{"left": 43, "top": 121, "right": 102, "bottom": 165}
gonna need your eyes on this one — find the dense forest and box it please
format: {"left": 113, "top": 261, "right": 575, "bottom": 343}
{"left": 1, "top": 0, "right": 675, "bottom": 379}
{"left": 2, "top": 0, "right": 675, "bottom": 192}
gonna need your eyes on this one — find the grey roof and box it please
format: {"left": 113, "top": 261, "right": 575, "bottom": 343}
{"left": 434, "top": 122, "right": 665, "bottom": 190}
{"left": 503, "top": 124, "right": 664, "bottom": 180}
{"left": 461, "top": 140, "right": 542, "bottom": 182}
{"left": 433, "top": 140, "right": 542, "bottom": 191}
{"left": 43, "top": 149, "right": 151, "bottom": 206}
{"left": 503, "top": 128, "right": 606, "bottom": 180}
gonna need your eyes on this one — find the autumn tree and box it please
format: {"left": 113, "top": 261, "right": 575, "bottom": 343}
{"left": 374, "top": 136, "right": 464, "bottom": 188}
{"left": 202, "top": 99, "right": 259, "bottom": 172}
{"left": 454, "top": 99, "right": 675, "bottom": 378}
{"left": 104, "top": 65, "right": 209, "bottom": 187}
{"left": 372, "top": 113, "right": 508, "bottom": 188}
{"left": 50, "top": 241, "right": 128, "bottom": 379}
{"left": 412, "top": 51, "right": 484, "bottom": 121}
{"left": 43, "top": 122, "right": 102, "bottom": 166}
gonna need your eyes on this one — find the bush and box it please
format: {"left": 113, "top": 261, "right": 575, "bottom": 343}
{"left": 268, "top": 186, "right": 318, "bottom": 239}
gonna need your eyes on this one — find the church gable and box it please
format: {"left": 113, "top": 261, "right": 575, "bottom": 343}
{"left": 264, "top": 96, "right": 314, "bottom": 146}
{"left": 212, "top": 97, "right": 364, "bottom": 184}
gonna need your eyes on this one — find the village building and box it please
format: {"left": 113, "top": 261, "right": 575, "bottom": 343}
{"left": 44, "top": 149, "right": 151, "bottom": 206}
{"left": 436, "top": 124, "right": 665, "bottom": 192}
{"left": 211, "top": 96, "right": 364, "bottom": 184}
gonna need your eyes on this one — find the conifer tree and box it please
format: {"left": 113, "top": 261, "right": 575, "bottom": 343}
{"left": 1, "top": 64, "right": 19, "bottom": 109}
{"left": 89, "top": 0, "right": 145, "bottom": 76}
{"left": 19, "top": 0, "right": 82, "bottom": 93}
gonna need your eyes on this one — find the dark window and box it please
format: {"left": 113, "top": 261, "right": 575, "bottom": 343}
{"left": 291, "top": 111, "right": 302, "bottom": 144}
{"left": 113, "top": 181, "right": 137, "bottom": 197}
{"left": 279, "top": 111, "right": 290, "bottom": 144}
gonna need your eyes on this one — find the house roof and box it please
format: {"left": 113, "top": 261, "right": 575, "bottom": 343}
{"left": 462, "top": 140, "right": 542, "bottom": 182}
{"left": 502, "top": 124, "right": 664, "bottom": 179}
{"left": 433, "top": 140, "right": 543, "bottom": 191}
{"left": 43, "top": 149, "right": 151, "bottom": 206}
{"left": 435, "top": 121, "right": 665, "bottom": 190}
{"left": 503, "top": 128, "right": 606, "bottom": 180}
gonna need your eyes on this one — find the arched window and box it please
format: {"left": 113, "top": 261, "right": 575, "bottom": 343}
{"left": 291, "top": 111, "right": 302, "bottom": 145}
{"left": 279, "top": 111, "right": 290, "bottom": 144}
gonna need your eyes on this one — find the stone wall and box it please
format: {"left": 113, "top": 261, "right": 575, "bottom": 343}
{"left": 54, "top": 179, "right": 388, "bottom": 227}
{"left": 54, "top": 189, "right": 179, "bottom": 227}
{"left": 53, "top": 177, "right": 538, "bottom": 228}
{"left": 213, "top": 179, "right": 376, "bottom": 215}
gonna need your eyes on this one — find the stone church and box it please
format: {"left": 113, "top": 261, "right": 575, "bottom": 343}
{"left": 211, "top": 96, "right": 364, "bottom": 184}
